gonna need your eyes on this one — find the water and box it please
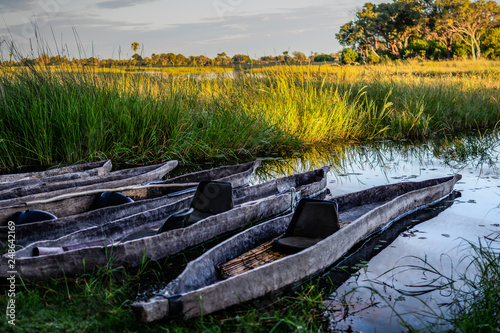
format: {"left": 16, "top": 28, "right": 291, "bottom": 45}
{"left": 256, "top": 137, "right": 500, "bottom": 332}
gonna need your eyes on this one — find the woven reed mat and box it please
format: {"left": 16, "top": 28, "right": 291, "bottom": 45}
{"left": 216, "top": 221, "right": 351, "bottom": 280}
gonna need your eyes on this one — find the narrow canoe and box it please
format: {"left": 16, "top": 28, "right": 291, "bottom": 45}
{"left": 0, "top": 161, "right": 260, "bottom": 246}
{"left": 3, "top": 167, "right": 329, "bottom": 279}
{"left": 0, "top": 160, "right": 179, "bottom": 225}
{"left": 0, "top": 160, "right": 112, "bottom": 184}
{"left": 0, "top": 160, "right": 113, "bottom": 194}
{"left": 0, "top": 160, "right": 178, "bottom": 201}
{"left": 132, "top": 174, "right": 461, "bottom": 321}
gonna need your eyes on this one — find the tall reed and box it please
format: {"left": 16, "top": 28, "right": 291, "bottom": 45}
{"left": 1, "top": 60, "right": 499, "bottom": 169}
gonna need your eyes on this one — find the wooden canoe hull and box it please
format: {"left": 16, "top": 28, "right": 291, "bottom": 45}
{"left": 0, "top": 160, "right": 178, "bottom": 225}
{"left": 0, "top": 161, "right": 260, "bottom": 246}
{"left": 0, "top": 161, "right": 113, "bottom": 197}
{"left": 0, "top": 160, "right": 112, "bottom": 185}
{"left": 132, "top": 174, "right": 461, "bottom": 321}
{"left": 1, "top": 167, "right": 329, "bottom": 279}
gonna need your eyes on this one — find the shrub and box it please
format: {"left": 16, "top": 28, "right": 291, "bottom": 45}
{"left": 341, "top": 49, "right": 359, "bottom": 64}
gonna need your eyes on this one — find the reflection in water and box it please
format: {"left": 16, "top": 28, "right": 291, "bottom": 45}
{"left": 249, "top": 133, "right": 499, "bottom": 332}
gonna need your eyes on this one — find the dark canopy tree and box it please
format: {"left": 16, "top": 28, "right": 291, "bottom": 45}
{"left": 436, "top": 0, "right": 500, "bottom": 59}
{"left": 336, "top": 0, "right": 500, "bottom": 60}
{"left": 336, "top": 0, "right": 424, "bottom": 59}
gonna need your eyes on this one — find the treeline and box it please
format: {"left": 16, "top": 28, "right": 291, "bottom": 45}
{"left": 336, "top": 0, "right": 500, "bottom": 63}
{"left": 0, "top": 50, "right": 339, "bottom": 67}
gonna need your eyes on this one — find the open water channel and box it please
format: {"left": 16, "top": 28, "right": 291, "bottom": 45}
{"left": 254, "top": 134, "right": 500, "bottom": 332}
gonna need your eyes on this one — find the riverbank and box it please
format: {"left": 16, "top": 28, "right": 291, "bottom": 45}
{"left": 0, "top": 60, "right": 499, "bottom": 170}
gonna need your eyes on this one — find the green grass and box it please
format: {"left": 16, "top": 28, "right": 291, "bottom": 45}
{"left": 1, "top": 60, "right": 499, "bottom": 169}
{"left": 0, "top": 254, "right": 326, "bottom": 332}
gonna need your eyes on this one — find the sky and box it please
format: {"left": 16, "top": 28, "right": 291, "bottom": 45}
{"left": 0, "top": 0, "right": 388, "bottom": 60}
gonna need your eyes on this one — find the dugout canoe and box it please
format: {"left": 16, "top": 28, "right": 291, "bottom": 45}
{"left": 0, "top": 160, "right": 113, "bottom": 194}
{"left": 2, "top": 167, "right": 329, "bottom": 279}
{"left": 0, "top": 161, "right": 260, "bottom": 246}
{"left": 0, "top": 160, "right": 178, "bottom": 225}
{"left": 0, "top": 160, "right": 112, "bottom": 185}
{"left": 132, "top": 174, "right": 461, "bottom": 321}
{"left": 0, "top": 160, "right": 179, "bottom": 201}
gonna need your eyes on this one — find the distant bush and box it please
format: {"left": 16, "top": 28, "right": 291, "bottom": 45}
{"left": 341, "top": 49, "right": 359, "bottom": 64}
{"left": 313, "top": 54, "right": 333, "bottom": 62}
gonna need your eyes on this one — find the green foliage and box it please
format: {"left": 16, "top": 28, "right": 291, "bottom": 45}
{"left": 313, "top": 54, "right": 333, "bottom": 62}
{"left": 341, "top": 49, "right": 359, "bottom": 64}
{"left": 1, "top": 61, "right": 500, "bottom": 169}
{"left": 366, "top": 50, "right": 381, "bottom": 64}
{"left": 336, "top": 0, "right": 500, "bottom": 61}
{"left": 452, "top": 40, "right": 472, "bottom": 58}
{"left": 482, "top": 27, "right": 500, "bottom": 59}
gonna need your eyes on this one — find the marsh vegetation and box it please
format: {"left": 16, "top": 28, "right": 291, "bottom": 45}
{"left": 0, "top": 60, "right": 499, "bottom": 170}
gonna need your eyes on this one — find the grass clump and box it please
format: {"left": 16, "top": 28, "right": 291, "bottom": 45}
{"left": 1, "top": 60, "right": 500, "bottom": 169}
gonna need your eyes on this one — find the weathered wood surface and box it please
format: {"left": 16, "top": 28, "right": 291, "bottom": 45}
{"left": 0, "top": 160, "right": 177, "bottom": 201}
{"left": 1, "top": 167, "right": 329, "bottom": 279}
{"left": 0, "top": 160, "right": 179, "bottom": 225}
{"left": 0, "top": 160, "right": 111, "bottom": 185}
{"left": 0, "top": 161, "right": 260, "bottom": 245}
{"left": 0, "top": 160, "right": 112, "bottom": 195}
{"left": 132, "top": 174, "right": 461, "bottom": 322}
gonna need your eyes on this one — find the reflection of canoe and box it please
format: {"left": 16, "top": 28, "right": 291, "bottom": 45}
{"left": 0, "top": 160, "right": 112, "bottom": 192}
{"left": 4, "top": 167, "right": 329, "bottom": 279}
{"left": 0, "top": 160, "right": 112, "bottom": 184}
{"left": 0, "top": 161, "right": 179, "bottom": 225}
{"left": 1, "top": 161, "right": 260, "bottom": 246}
{"left": 132, "top": 174, "right": 461, "bottom": 322}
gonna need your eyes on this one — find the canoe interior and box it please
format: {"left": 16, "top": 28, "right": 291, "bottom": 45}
{"left": 217, "top": 221, "right": 353, "bottom": 280}
{"left": 165, "top": 175, "right": 459, "bottom": 297}
{"left": 14, "top": 166, "right": 326, "bottom": 257}
{"left": 0, "top": 160, "right": 178, "bottom": 225}
{"left": 5, "top": 167, "right": 328, "bottom": 281}
{"left": 215, "top": 177, "right": 458, "bottom": 279}
{"left": 216, "top": 237, "right": 286, "bottom": 279}
{"left": 0, "top": 160, "right": 111, "bottom": 183}
{"left": 0, "top": 161, "right": 259, "bottom": 244}
{"left": 0, "top": 161, "right": 171, "bottom": 200}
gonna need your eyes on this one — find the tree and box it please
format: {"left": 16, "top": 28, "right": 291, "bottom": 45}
{"left": 438, "top": 0, "right": 500, "bottom": 59}
{"left": 293, "top": 51, "right": 307, "bottom": 63}
{"left": 215, "top": 52, "right": 231, "bottom": 65}
{"left": 341, "top": 48, "right": 360, "bottom": 64}
{"left": 424, "top": 0, "right": 457, "bottom": 58}
{"left": 482, "top": 26, "right": 500, "bottom": 58}
{"left": 313, "top": 54, "right": 333, "bottom": 62}
{"left": 131, "top": 42, "right": 140, "bottom": 53}
{"left": 232, "top": 54, "right": 252, "bottom": 63}
{"left": 336, "top": 1, "right": 425, "bottom": 59}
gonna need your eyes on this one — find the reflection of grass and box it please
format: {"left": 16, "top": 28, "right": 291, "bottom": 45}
{"left": 434, "top": 130, "right": 500, "bottom": 170}
{"left": 335, "top": 233, "right": 500, "bottom": 332}
{"left": 1, "top": 60, "right": 500, "bottom": 169}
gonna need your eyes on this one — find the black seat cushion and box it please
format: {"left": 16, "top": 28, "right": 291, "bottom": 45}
{"left": 190, "top": 181, "right": 233, "bottom": 215}
{"left": 91, "top": 191, "right": 134, "bottom": 210}
{"left": 274, "top": 198, "right": 339, "bottom": 253}
{"left": 12, "top": 210, "right": 57, "bottom": 225}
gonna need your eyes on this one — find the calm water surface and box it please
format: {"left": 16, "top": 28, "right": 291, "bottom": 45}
{"left": 255, "top": 138, "right": 499, "bottom": 332}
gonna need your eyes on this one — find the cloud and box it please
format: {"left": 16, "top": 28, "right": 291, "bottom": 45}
{"left": 1, "top": 3, "right": 364, "bottom": 59}
{"left": 96, "top": 0, "right": 160, "bottom": 9}
{"left": 0, "top": 0, "right": 38, "bottom": 12}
